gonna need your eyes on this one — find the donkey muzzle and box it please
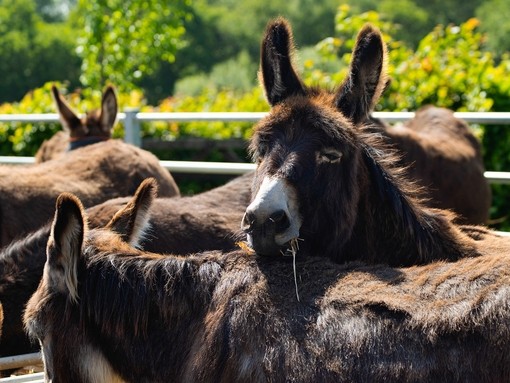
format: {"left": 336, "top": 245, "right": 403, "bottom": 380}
{"left": 241, "top": 177, "right": 301, "bottom": 256}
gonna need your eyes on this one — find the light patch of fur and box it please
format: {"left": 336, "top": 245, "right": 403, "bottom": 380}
{"left": 245, "top": 176, "right": 302, "bottom": 246}
{"left": 60, "top": 213, "right": 84, "bottom": 304}
{"left": 129, "top": 209, "right": 152, "bottom": 249}
{"left": 79, "top": 344, "right": 126, "bottom": 383}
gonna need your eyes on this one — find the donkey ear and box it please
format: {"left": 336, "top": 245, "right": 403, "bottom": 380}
{"left": 47, "top": 192, "right": 86, "bottom": 303}
{"left": 334, "top": 24, "right": 388, "bottom": 125}
{"left": 51, "top": 85, "right": 82, "bottom": 133}
{"left": 259, "top": 17, "right": 305, "bottom": 106}
{"left": 106, "top": 178, "right": 158, "bottom": 248}
{"left": 100, "top": 85, "right": 118, "bottom": 134}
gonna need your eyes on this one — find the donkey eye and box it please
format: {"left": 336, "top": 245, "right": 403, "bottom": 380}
{"left": 258, "top": 141, "right": 270, "bottom": 157}
{"left": 317, "top": 149, "right": 343, "bottom": 164}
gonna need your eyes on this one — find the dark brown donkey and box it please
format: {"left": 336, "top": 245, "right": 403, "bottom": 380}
{"left": 24, "top": 179, "right": 510, "bottom": 382}
{"left": 241, "top": 18, "right": 487, "bottom": 266}
{"left": 35, "top": 85, "right": 118, "bottom": 163}
{"left": 0, "top": 138, "right": 179, "bottom": 249}
{"left": 0, "top": 173, "right": 250, "bottom": 359}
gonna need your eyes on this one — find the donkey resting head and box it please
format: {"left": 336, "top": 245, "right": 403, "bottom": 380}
{"left": 242, "top": 18, "right": 480, "bottom": 267}
{"left": 242, "top": 18, "right": 388, "bottom": 256}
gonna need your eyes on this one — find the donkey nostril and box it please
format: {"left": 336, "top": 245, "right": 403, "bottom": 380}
{"left": 241, "top": 211, "right": 256, "bottom": 232}
{"left": 269, "top": 210, "right": 290, "bottom": 233}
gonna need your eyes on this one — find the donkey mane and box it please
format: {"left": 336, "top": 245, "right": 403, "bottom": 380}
{"left": 75, "top": 246, "right": 231, "bottom": 338}
{"left": 343, "top": 125, "right": 481, "bottom": 265}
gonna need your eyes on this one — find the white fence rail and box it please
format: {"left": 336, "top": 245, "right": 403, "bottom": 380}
{"left": 1, "top": 111, "right": 510, "bottom": 183}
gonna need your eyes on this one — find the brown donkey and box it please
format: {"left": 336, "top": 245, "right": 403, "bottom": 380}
{"left": 0, "top": 173, "right": 250, "bottom": 359}
{"left": 0, "top": 138, "right": 179, "bottom": 249}
{"left": 252, "top": 17, "right": 489, "bottom": 226}
{"left": 241, "top": 18, "right": 488, "bottom": 266}
{"left": 35, "top": 85, "right": 117, "bottom": 163}
{"left": 24, "top": 179, "right": 510, "bottom": 382}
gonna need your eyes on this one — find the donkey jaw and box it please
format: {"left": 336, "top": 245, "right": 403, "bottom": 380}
{"left": 246, "top": 227, "right": 301, "bottom": 256}
{"left": 242, "top": 176, "right": 302, "bottom": 256}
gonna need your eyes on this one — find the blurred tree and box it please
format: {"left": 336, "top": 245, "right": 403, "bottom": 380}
{"left": 344, "top": 0, "right": 484, "bottom": 47}
{"left": 167, "top": 0, "right": 338, "bottom": 100}
{"left": 73, "top": 0, "right": 192, "bottom": 94}
{"left": 476, "top": 0, "right": 510, "bottom": 58}
{"left": 0, "top": 0, "right": 80, "bottom": 102}
{"left": 138, "top": 2, "right": 235, "bottom": 104}
{"left": 35, "top": 0, "right": 76, "bottom": 22}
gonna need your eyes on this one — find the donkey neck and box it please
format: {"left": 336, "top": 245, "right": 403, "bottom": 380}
{"left": 68, "top": 136, "right": 109, "bottom": 151}
{"left": 75, "top": 248, "right": 256, "bottom": 380}
{"left": 340, "top": 146, "right": 480, "bottom": 266}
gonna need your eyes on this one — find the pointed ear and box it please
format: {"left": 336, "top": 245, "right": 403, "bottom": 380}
{"left": 47, "top": 192, "right": 86, "bottom": 303}
{"left": 106, "top": 178, "right": 158, "bottom": 248}
{"left": 52, "top": 85, "right": 82, "bottom": 133}
{"left": 334, "top": 24, "right": 388, "bottom": 125}
{"left": 259, "top": 17, "right": 305, "bottom": 106}
{"left": 99, "top": 85, "right": 118, "bottom": 134}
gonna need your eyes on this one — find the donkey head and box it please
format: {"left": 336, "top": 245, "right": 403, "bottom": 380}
{"left": 24, "top": 178, "right": 157, "bottom": 382}
{"left": 242, "top": 18, "right": 387, "bottom": 256}
{"left": 52, "top": 85, "right": 118, "bottom": 145}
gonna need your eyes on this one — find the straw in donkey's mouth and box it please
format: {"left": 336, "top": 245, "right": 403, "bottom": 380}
{"left": 283, "top": 237, "right": 303, "bottom": 302}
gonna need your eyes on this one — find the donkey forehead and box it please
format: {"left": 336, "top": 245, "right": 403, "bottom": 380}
{"left": 255, "top": 100, "right": 355, "bottom": 146}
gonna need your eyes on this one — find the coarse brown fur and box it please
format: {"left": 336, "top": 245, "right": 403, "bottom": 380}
{"left": 0, "top": 173, "right": 250, "bottom": 358}
{"left": 24, "top": 179, "right": 510, "bottom": 383}
{"left": 0, "top": 139, "right": 179, "bottom": 248}
{"left": 372, "top": 105, "right": 491, "bottom": 224}
{"left": 86, "top": 172, "right": 252, "bottom": 251}
{"left": 242, "top": 18, "right": 485, "bottom": 266}
{"left": 35, "top": 85, "right": 118, "bottom": 163}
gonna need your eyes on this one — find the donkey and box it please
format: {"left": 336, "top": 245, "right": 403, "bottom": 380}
{"left": 372, "top": 105, "right": 491, "bottom": 224}
{"left": 0, "top": 173, "right": 250, "bottom": 359}
{"left": 35, "top": 85, "right": 117, "bottom": 163}
{"left": 241, "top": 18, "right": 488, "bottom": 266}
{"left": 24, "top": 179, "right": 510, "bottom": 382}
{"left": 0, "top": 138, "right": 179, "bottom": 249}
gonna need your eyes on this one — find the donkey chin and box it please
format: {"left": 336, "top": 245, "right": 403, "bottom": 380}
{"left": 246, "top": 225, "right": 301, "bottom": 256}
{"left": 242, "top": 176, "right": 302, "bottom": 256}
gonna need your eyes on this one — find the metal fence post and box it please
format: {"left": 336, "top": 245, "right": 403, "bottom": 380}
{"left": 123, "top": 108, "right": 141, "bottom": 147}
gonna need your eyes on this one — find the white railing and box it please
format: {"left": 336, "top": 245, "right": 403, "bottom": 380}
{"left": 2, "top": 111, "right": 510, "bottom": 183}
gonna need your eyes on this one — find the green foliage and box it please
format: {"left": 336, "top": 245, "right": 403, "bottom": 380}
{"left": 74, "top": 0, "right": 192, "bottom": 92}
{"left": 174, "top": 51, "right": 258, "bottom": 97}
{"left": 344, "top": 0, "right": 484, "bottom": 48}
{"left": 476, "top": 0, "right": 510, "bottom": 58}
{"left": 0, "top": 0, "right": 80, "bottom": 102}
{"left": 36, "top": 0, "right": 75, "bottom": 22}
{"left": 0, "top": 82, "right": 145, "bottom": 155}
{"left": 383, "top": 19, "right": 495, "bottom": 112}
{"left": 0, "top": 82, "right": 62, "bottom": 154}
{"left": 144, "top": 87, "right": 268, "bottom": 143}
{"left": 0, "top": 81, "right": 267, "bottom": 156}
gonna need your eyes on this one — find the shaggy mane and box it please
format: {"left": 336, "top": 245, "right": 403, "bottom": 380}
{"left": 77, "top": 247, "right": 241, "bottom": 337}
